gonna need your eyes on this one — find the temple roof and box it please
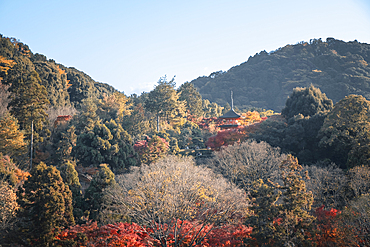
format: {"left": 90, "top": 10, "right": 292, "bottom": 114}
{"left": 219, "top": 109, "right": 241, "bottom": 119}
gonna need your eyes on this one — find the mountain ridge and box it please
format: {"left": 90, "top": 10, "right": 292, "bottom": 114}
{"left": 190, "top": 38, "right": 370, "bottom": 111}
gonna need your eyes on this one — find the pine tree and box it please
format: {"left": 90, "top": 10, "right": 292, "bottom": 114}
{"left": 178, "top": 82, "right": 203, "bottom": 117}
{"left": 72, "top": 119, "right": 138, "bottom": 174}
{"left": 84, "top": 164, "right": 116, "bottom": 222}
{"left": 145, "top": 76, "right": 185, "bottom": 131}
{"left": 59, "top": 161, "right": 84, "bottom": 224}
{"left": 6, "top": 67, "right": 49, "bottom": 144}
{"left": 17, "top": 162, "right": 74, "bottom": 246}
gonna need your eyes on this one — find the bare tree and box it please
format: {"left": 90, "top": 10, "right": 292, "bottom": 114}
{"left": 105, "top": 155, "right": 248, "bottom": 246}
{"left": 200, "top": 140, "right": 287, "bottom": 192}
{"left": 339, "top": 194, "right": 370, "bottom": 246}
{"left": 302, "top": 163, "right": 348, "bottom": 209}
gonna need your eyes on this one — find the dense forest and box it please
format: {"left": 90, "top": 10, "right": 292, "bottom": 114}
{"left": 191, "top": 38, "right": 370, "bottom": 111}
{"left": 1, "top": 34, "right": 370, "bottom": 246}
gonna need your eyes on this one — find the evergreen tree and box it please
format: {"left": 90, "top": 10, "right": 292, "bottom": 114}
{"left": 72, "top": 119, "right": 138, "bottom": 174}
{"left": 319, "top": 95, "right": 370, "bottom": 168}
{"left": 145, "top": 76, "right": 185, "bottom": 131}
{"left": 6, "top": 64, "right": 49, "bottom": 144}
{"left": 17, "top": 162, "right": 74, "bottom": 246}
{"left": 84, "top": 164, "right": 116, "bottom": 222}
{"left": 59, "top": 161, "right": 84, "bottom": 224}
{"left": 282, "top": 85, "right": 333, "bottom": 120}
{"left": 178, "top": 82, "right": 203, "bottom": 117}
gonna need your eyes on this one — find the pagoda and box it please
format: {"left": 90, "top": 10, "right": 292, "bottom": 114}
{"left": 218, "top": 91, "right": 241, "bottom": 129}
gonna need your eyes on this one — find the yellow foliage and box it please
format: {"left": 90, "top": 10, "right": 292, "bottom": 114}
{"left": 239, "top": 111, "right": 261, "bottom": 126}
{"left": 0, "top": 113, "right": 27, "bottom": 157}
{"left": 312, "top": 69, "right": 322, "bottom": 73}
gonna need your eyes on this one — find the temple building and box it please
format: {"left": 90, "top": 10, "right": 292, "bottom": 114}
{"left": 218, "top": 91, "right": 241, "bottom": 129}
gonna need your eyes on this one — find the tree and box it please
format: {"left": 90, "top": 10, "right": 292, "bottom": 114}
{"left": 122, "top": 103, "right": 151, "bottom": 137}
{"left": 201, "top": 140, "right": 286, "bottom": 191}
{"left": 0, "top": 181, "right": 19, "bottom": 243}
{"left": 145, "top": 76, "right": 185, "bottom": 131}
{"left": 84, "top": 164, "right": 116, "bottom": 222}
{"left": 96, "top": 91, "right": 132, "bottom": 122}
{"left": 337, "top": 194, "right": 370, "bottom": 246}
{"left": 0, "top": 112, "right": 27, "bottom": 158}
{"left": 246, "top": 179, "right": 281, "bottom": 246}
{"left": 134, "top": 135, "right": 169, "bottom": 164}
{"left": 59, "top": 161, "right": 84, "bottom": 223}
{"left": 72, "top": 119, "right": 138, "bottom": 174}
{"left": 246, "top": 155, "right": 315, "bottom": 246}
{"left": 112, "top": 155, "right": 248, "bottom": 246}
{"left": 17, "top": 162, "right": 74, "bottom": 246}
{"left": 6, "top": 63, "right": 50, "bottom": 144}
{"left": 0, "top": 153, "right": 30, "bottom": 187}
{"left": 274, "top": 155, "right": 315, "bottom": 246}
{"left": 202, "top": 99, "right": 223, "bottom": 118}
{"left": 303, "top": 162, "right": 347, "bottom": 209}
{"left": 318, "top": 95, "right": 370, "bottom": 168}
{"left": 282, "top": 85, "right": 333, "bottom": 119}
{"left": 178, "top": 82, "right": 203, "bottom": 117}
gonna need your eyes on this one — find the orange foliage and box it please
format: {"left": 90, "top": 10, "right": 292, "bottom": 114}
{"left": 314, "top": 205, "right": 358, "bottom": 247}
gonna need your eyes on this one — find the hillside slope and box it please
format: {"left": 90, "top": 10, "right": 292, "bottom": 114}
{"left": 0, "top": 35, "right": 117, "bottom": 108}
{"left": 191, "top": 38, "right": 370, "bottom": 111}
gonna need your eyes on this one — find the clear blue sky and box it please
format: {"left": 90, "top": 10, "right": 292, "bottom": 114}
{"left": 1, "top": 0, "right": 370, "bottom": 95}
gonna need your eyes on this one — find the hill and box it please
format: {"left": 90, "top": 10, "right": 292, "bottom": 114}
{"left": 0, "top": 34, "right": 117, "bottom": 108}
{"left": 191, "top": 38, "right": 370, "bottom": 112}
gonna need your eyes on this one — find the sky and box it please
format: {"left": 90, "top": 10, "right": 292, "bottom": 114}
{"left": 1, "top": 0, "right": 370, "bottom": 95}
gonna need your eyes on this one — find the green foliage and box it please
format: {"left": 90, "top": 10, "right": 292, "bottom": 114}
{"left": 246, "top": 155, "right": 315, "bottom": 246}
{"left": 33, "top": 59, "right": 71, "bottom": 107}
{"left": 6, "top": 66, "right": 50, "bottom": 144}
{"left": 178, "top": 82, "right": 203, "bottom": 117}
{"left": 84, "top": 164, "right": 116, "bottom": 222}
{"left": 59, "top": 161, "right": 84, "bottom": 224}
{"left": 121, "top": 103, "right": 150, "bottom": 137}
{"left": 274, "top": 155, "right": 315, "bottom": 246}
{"left": 246, "top": 179, "right": 281, "bottom": 246}
{"left": 250, "top": 86, "right": 332, "bottom": 165}
{"left": 145, "top": 76, "right": 186, "bottom": 131}
{"left": 192, "top": 38, "right": 370, "bottom": 111}
{"left": 282, "top": 85, "right": 333, "bottom": 119}
{"left": 202, "top": 99, "right": 223, "bottom": 117}
{"left": 72, "top": 119, "right": 138, "bottom": 174}
{"left": 17, "top": 162, "right": 74, "bottom": 246}
{"left": 318, "top": 95, "right": 370, "bottom": 168}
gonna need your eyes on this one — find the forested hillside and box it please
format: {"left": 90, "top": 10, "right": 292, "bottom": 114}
{"left": 192, "top": 38, "right": 370, "bottom": 111}
{"left": 1, "top": 34, "right": 370, "bottom": 246}
{"left": 0, "top": 35, "right": 117, "bottom": 108}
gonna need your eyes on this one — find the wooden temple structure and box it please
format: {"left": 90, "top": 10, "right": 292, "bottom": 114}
{"left": 218, "top": 91, "right": 241, "bottom": 129}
